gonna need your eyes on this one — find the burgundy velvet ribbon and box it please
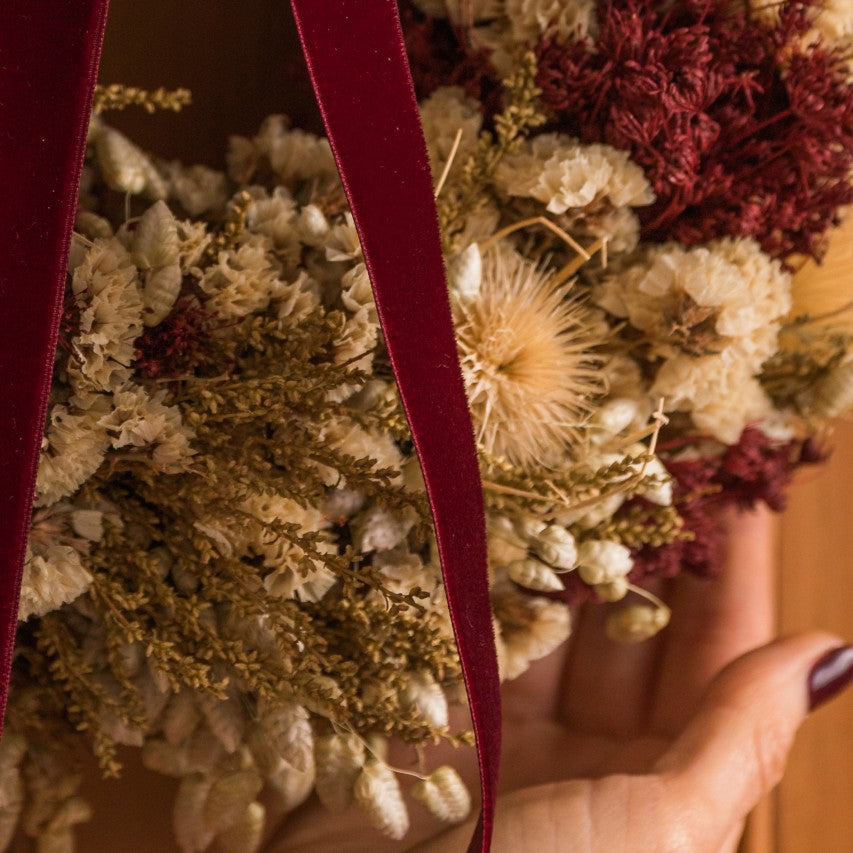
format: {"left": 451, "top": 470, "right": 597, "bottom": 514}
{"left": 289, "top": 2, "right": 500, "bottom": 849}
{"left": 0, "top": 0, "right": 110, "bottom": 720}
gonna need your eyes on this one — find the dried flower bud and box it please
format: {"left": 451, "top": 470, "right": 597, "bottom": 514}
{"left": 215, "top": 801, "right": 265, "bottom": 853}
{"left": 507, "top": 558, "right": 565, "bottom": 592}
{"left": 606, "top": 604, "right": 671, "bottom": 643}
{"left": 401, "top": 673, "right": 449, "bottom": 729}
{"left": 530, "top": 524, "right": 577, "bottom": 570}
{"left": 447, "top": 244, "right": 482, "bottom": 301}
{"left": 577, "top": 539, "right": 633, "bottom": 586}
{"left": 411, "top": 765, "right": 471, "bottom": 824}
{"left": 595, "top": 577, "right": 629, "bottom": 602}
{"left": 354, "top": 760, "right": 410, "bottom": 841}
{"left": 590, "top": 397, "right": 639, "bottom": 440}
{"left": 314, "top": 733, "right": 365, "bottom": 812}
{"left": 809, "top": 360, "right": 853, "bottom": 418}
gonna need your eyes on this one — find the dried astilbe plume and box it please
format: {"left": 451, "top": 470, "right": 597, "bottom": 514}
{"left": 454, "top": 244, "right": 605, "bottom": 468}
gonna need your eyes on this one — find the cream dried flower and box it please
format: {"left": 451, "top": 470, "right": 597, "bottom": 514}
{"left": 18, "top": 545, "right": 93, "bottom": 621}
{"left": 100, "top": 386, "right": 194, "bottom": 469}
{"left": 164, "top": 162, "right": 228, "bottom": 217}
{"left": 594, "top": 238, "right": 792, "bottom": 442}
{"left": 419, "top": 86, "right": 483, "bottom": 177}
{"left": 70, "top": 237, "right": 144, "bottom": 391}
{"left": 35, "top": 393, "right": 112, "bottom": 507}
{"left": 196, "top": 237, "right": 286, "bottom": 319}
{"left": 504, "top": 0, "right": 598, "bottom": 43}
{"left": 454, "top": 245, "right": 604, "bottom": 468}
{"left": 496, "top": 133, "right": 654, "bottom": 215}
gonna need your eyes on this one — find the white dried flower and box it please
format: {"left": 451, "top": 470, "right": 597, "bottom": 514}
{"left": 595, "top": 238, "right": 792, "bottom": 443}
{"left": 493, "top": 582, "right": 571, "bottom": 680}
{"left": 507, "top": 558, "right": 565, "bottom": 592}
{"left": 314, "top": 733, "right": 366, "bottom": 813}
{"left": 455, "top": 245, "right": 604, "bottom": 468}
{"left": 35, "top": 394, "right": 112, "bottom": 507}
{"left": 496, "top": 134, "right": 653, "bottom": 215}
{"left": 70, "top": 237, "right": 144, "bottom": 390}
{"left": 419, "top": 87, "right": 483, "bottom": 177}
{"left": 504, "top": 0, "right": 597, "bottom": 43}
{"left": 353, "top": 506, "right": 413, "bottom": 554}
{"left": 576, "top": 539, "right": 634, "bottom": 586}
{"left": 196, "top": 237, "right": 286, "bottom": 319}
{"left": 100, "top": 386, "right": 195, "bottom": 469}
{"left": 530, "top": 524, "right": 578, "bottom": 570}
{"left": 411, "top": 765, "right": 472, "bottom": 824}
{"left": 197, "top": 693, "right": 245, "bottom": 754}
{"left": 606, "top": 603, "right": 671, "bottom": 643}
{"left": 165, "top": 162, "right": 228, "bottom": 217}
{"left": 325, "top": 212, "right": 362, "bottom": 262}
{"left": 589, "top": 397, "right": 640, "bottom": 441}
{"left": 18, "top": 545, "right": 93, "bottom": 621}
{"left": 354, "top": 760, "right": 410, "bottom": 841}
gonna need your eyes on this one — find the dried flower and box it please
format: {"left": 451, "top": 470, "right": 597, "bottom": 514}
{"left": 455, "top": 244, "right": 604, "bottom": 467}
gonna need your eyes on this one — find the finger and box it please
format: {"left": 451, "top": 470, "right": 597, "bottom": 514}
{"left": 650, "top": 505, "right": 777, "bottom": 735}
{"left": 558, "top": 582, "right": 668, "bottom": 737}
{"left": 656, "top": 632, "right": 848, "bottom": 851}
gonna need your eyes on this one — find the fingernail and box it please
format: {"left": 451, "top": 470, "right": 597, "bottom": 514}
{"left": 808, "top": 645, "right": 853, "bottom": 711}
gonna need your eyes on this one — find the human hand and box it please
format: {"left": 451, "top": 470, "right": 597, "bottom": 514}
{"left": 266, "top": 507, "right": 853, "bottom": 852}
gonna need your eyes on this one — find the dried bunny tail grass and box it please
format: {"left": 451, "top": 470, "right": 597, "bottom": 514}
{"left": 455, "top": 244, "right": 605, "bottom": 469}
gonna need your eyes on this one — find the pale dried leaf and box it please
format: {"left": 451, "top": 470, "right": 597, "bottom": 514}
{"left": 203, "top": 769, "right": 263, "bottom": 836}
{"left": 353, "top": 761, "right": 409, "bottom": 841}
{"left": 199, "top": 693, "right": 246, "bottom": 753}
{"left": 411, "top": 765, "right": 471, "bottom": 824}
{"left": 161, "top": 690, "right": 201, "bottom": 746}
{"left": 141, "top": 738, "right": 190, "bottom": 777}
{"left": 35, "top": 829, "right": 74, "bottom": 853}
{"left": 132, "top": 200, "right": 179, "bottom": 269}
{"left": 266, "top": 758, "right": 315, "bottom": 814}
{"left": 174, "top": 774, "right": 215, "bottom": 853}
{"left": 314, "top": 732, "right": 365, "bottom": 813}
{"left": 142, "top": 264, "right": 182, "bottom": 326}
{"left": 214, "top": 801, "right": 265, "bottom": 853}
{"left": 260, "top": 702, "right": 313, "bottom": 772}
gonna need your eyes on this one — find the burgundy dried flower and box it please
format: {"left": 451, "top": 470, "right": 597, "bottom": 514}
{"left": 400, "top": 1, "right": 504, "bottom": 115}
{"left": 532, "top": 0, "right": 853, "bottom": 261}
{"left": 133, "top": 298, "right": 212, "bottom": 379}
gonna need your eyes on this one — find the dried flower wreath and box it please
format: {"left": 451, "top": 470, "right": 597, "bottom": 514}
{"left": 2, "top": 1, "right": 851, "bottom": 849}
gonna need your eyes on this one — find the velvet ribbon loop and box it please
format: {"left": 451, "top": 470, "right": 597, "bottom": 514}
{"left": 0, "top": 1, "right": 500, "bottom": 848}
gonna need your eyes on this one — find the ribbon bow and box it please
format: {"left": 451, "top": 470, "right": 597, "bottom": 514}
{"left": 0, "top": 2, "right": 500, "bottom": 849}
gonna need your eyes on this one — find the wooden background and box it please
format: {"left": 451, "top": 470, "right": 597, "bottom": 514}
{"left": 71, "top": 4, "right": 853, "bottom": 851}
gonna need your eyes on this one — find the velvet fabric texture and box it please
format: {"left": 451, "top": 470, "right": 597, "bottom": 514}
{"left": 291, "top": 3, "right": 500, "bottom": 848}
{"left": 0, "top": 0, "right": 110, "bottom": 722}
{"left": 0, "top": 2, "right": 500, "bottom": 848}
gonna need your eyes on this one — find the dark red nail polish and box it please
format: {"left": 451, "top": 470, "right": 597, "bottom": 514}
{"left": 808, "top": 646, "right": 853, "bottom": 711}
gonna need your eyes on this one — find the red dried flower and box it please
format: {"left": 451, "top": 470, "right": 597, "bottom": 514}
{"left": 535, "top": 0, "right": 853, "bottom": 261}
{"left": 133, "top": 298, "right": 212, "bottom": 380}
{"left": 400, "top": 1, "right": 504, "bottom": 115}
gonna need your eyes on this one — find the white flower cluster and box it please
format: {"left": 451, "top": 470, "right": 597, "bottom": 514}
{"left": 595, "top": 238, "right": 793, "bottom": 442}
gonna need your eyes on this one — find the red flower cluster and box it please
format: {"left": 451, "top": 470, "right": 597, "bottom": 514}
{"left": 631, "top": 427, "right": 825, "bottom": 581}
{"left": 535, "top": 0, "right": 853, "bottom": 260}
{"left": 133, "top": 299, "right": 212, "bottom": 380}
{"left": 400, "top": 2, "right": 503, "bottom": 115}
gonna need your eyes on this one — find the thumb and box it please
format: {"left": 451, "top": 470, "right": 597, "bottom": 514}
{"left": 657, "top": 633, "right": 853, "bottom": 847}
